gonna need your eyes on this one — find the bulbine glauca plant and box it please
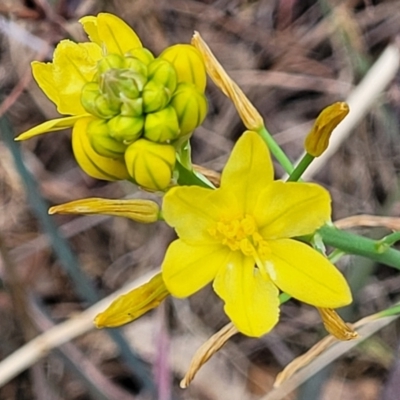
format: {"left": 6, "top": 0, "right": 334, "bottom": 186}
{"left": 17, "top": 12, "right": 400, "bottom": 389}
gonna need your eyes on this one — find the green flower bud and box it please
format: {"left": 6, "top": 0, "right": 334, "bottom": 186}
{"left": 95, "top": 94, "right": 120, "bottom": 118}
{"left": 97, "top": 54, "right": 125, "bottom": 75}
{"left": 122, "top": 59, "right": 148, "bottom": 91}
{"left": 125, "top": 48, "right": 155, "bottom": 66}
{"left": 142, "top": 80, "right": 170, "bottom": 113}
{"left": 124, "top": 139, "right": 176, "bottom": 190}
{"left": 148, "top": 59, "right": 177, "bottom": 94}
{"left": 108, "top": 115, "right": 144, "bottom": 143}
{"left": 144, "top": 106, "right": 180, "bottom": 143}
{"left": 121, "top": 97, "right": 143, "bottom": 117}
{"left": 81, "top": 82, "right": 119, "bottom": 119}
{"left": 170, "top": 82, "right": 207, "bottom": 136}
{"left": 101, "top": 69, "right": 142, "bottom": 104}
{"left": 159, "top": 44, "right": 206, "bottom": 92}
{"left": 87, "top": 119, "right": 127, "bottom": 158}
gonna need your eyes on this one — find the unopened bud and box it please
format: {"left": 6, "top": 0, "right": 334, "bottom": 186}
{"left": 97, "top": 53, "right": 125, "bottom": 75}
{"left": 94, "top": 273, "right": 169, "bottom": 328}
{"left": 124, "top": 139, "right": 176, "bottom": 190}
{"left": 87, "top": 119, "right": 126, "bottom": 158}
{"left": 101, "top": 70, "right": 140, "bottom": 100}
{"left": 120, "top": 97, "right": 143, "bottom": 117}
{"left": 125, "top": 48, "right": 155, "bottom": 66}
{"left": 121, "top": 58, "right": 148, "bottom": 91}
{"left": 160, "top": 44, "right": 206, "bottom": 92}
{"left": 305, "top": 102, "right": 349, "bottom": 157}
{"left": 144, "top": 106, "right": 180, "bottom": 143}
{"left": 142, "top": 80, "right": 170, "bottom": 113}
{"left": 72, "top": 117, "right": 130, "bottom": 181}
{"left": 108, "top": 115, "right": 144, "bottom": 143}
{"left": 49, "top": 197, "right": 160, "bottom": 223}
{"left": 148, "top": 58, "right": 177, "bottom": 94}
{"left": 171, "top": 82, "right": 207, "bottom": 136}
{"left": 81, "top": 82, "right": 119, "bottom": 119}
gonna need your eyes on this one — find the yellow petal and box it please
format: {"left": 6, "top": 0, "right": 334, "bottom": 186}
{"left": 86, "top": 13, "right": 142, "bottom": 55}
{"left": 213, "top": 252, "right": 280, "bottom": 337}
{"left": 266, "top": 239, "right": 352, "bottom": 308}
{"left": 257, "top": 181, "right": 331, "bottom": 239}
{"left": 79, "top": 15, "right": 101, "bottom": 45}
{"left": 162, "top": 240, "right": 229, "bottom": 298}
{"left": 163, "top": 186, "right": 240, "bottom": 245}
{"left": 41, "top": 40, "right": 102, "bottom": 115}
{"left": 15, "top": 115, "right": 84, "bottom": 141}
{"left": 31, "top": 61, "right": 59, "bottom": 109}
{"left": 72, "top": 117, "right": 130, "bottom": 181}
{"left": 221, "top": 131, "right": 273, "bottom": 214}
{"left": 49, "top": 197, "right": 160, "bottom": 223}
{"left": 94, "top": 273, "right": 169, "bottom": 328}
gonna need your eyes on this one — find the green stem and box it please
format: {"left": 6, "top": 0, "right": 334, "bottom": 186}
{"left": 318, "top": 225, "right": 400, "bottom": 270}
{"left": 328, "top": 248, "right": 346, "bottom": 263}
{"left": 279, "top": 292, "right": 291, "bottom": 304}
{"left": 378, "top": 303, "right": 400, "bottom": 318}
{"left": 376, "top": 231, "right": 400, "bottom": 253}
{"left": 258, "top": 126, "right": 294, "bottom": 174}
{"left": 287, "top": 153, "right": 315, "bottom": 182}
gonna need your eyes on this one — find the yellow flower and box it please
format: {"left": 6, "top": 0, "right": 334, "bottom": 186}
{"left": 161, "top": 131, "right": 352, "bottom": 337}
{"left": 16, "top": 13, "right": 207, "bottom": 190}
{"left": 15, "top": 13, "right": 142, "bottom": 181}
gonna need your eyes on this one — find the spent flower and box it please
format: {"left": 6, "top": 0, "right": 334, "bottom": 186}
{"left": 16, "top": 13, "right": 208, "bottom": 191}
{"left": 305, "top": 102, "right": 350, "bottom": 157}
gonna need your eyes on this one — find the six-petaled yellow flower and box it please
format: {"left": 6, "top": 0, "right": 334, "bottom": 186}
{"left": 161, "top": 131, "right": 352, "bottom": 337}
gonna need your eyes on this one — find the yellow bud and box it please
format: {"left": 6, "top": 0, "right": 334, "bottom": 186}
{"left": 171, "top": 82, "right": 207, "bottom": 136}
{"left": 304, "top": 102, "right": 350, "bottom": 157}
{"left": 192, "top": 32, "right": 263, "bottom": 131}
{"left": 49, "top": 197, "right": 160, "bottom": 223}
{"left": 94, "top": 273, "right": 169, "bottom": 328}
{"left": 72, "top": 117, "right": 130, "bottom": 181}
{"left": 124, "top": 139, "right": 176, "bottom": 190}
{"left": 87, "top": 119, "right": 127, "bottom": 158}
{"left": 125, "top": 48, "right": 155, "bottom": 66}
{"left": 148, "top": 58, "right": 177, "bottom": 94}
{"left": 160, "top": 44, "right": 206, "bottom": 92}
{"left": 142, "top": 80, "right": 170, "bottom": 113}
{"left": 81, "top": 82, "right": 118, "bottom": 119}
{"left": 107, "top": 115, "right": 144, "bottom": 143}
{"left": 144, "top": 106, "right": 180, "bottom": 143}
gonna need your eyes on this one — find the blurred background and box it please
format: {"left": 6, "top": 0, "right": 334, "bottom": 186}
{"left": 1, "top": 0, "right": 400, "bottom": 399}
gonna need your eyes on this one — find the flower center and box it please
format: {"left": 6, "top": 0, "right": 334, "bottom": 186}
{"left": 208, "top": 214, "right": 270, "bottom": 258}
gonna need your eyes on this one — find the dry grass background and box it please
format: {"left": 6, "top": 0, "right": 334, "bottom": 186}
{"left": 0, "top": 0, "right": 400, "bottom": 399}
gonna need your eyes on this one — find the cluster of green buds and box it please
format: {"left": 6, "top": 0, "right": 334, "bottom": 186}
{"left": 81, "top": 45, "right": 207, "bottom": 190}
